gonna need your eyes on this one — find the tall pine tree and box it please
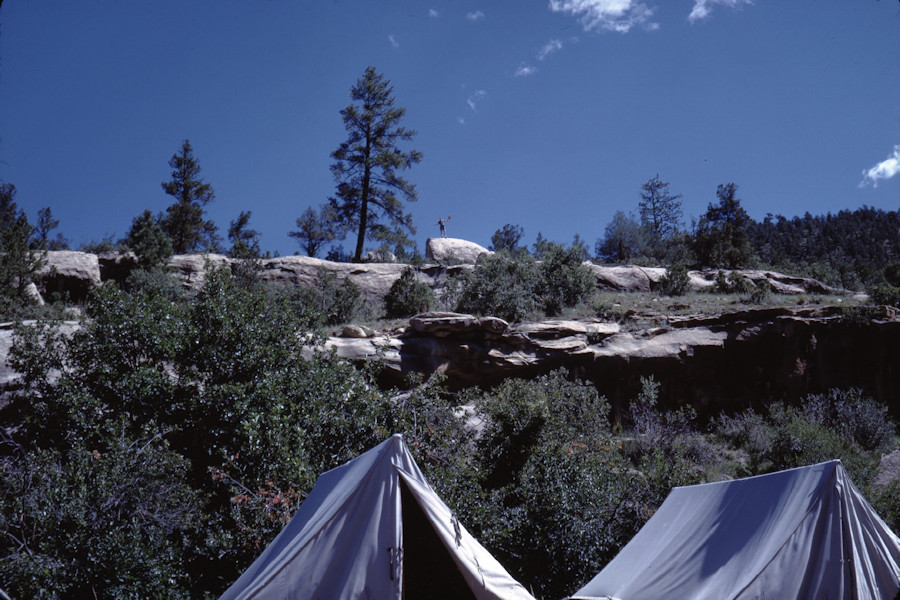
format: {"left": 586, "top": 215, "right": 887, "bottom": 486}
{"left": 328, "top": 67, "right": 422, "bottom": 262}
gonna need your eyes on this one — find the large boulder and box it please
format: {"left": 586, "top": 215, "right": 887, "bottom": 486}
{"left": 259, "top": 256, "right": 411, "bottom": 304}
{"left": 35, "top": 251, "right": 101, "bottom": 302}
{"left": 425, "top": 238, "right": 491, "bottom": 265}
{"left": 586, "top": 264, "right": 656, "bottom": 292}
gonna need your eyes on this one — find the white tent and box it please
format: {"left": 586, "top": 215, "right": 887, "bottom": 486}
{"left": 572, "top": 460, "right": 900, "bottom": 600}
{"left": 220, "top": 434, "right": 535, "bottom": 600}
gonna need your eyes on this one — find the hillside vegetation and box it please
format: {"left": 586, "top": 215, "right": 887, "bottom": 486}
{"left": 1, "top": 261, "right": 898, "bottom": 600}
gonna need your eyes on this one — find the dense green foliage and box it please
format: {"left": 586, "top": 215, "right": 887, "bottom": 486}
{"left": 290, "top": 267, "right": 365, "bottom": 326}
{"left": 593, "top": 177, "right": 900, "bottom": 291}
{"left": 490, "top": 223, "right": 527, "bottom": 255}
{"left": 535, "top": 241, "right": 596, "bottom": 316}
{"left": 328, "top": 67, "right": 423, "bottom": 262}
{"left": 122, "top": 209, "right": 174, "bottom": 270}
{"left": 453, "top": 243, "right": 595, "bottom": 322}
{"left": 383, "top": 267, "right": 435, "bottom": 318}
{"left": 659, "top": 263, "right": 690, "bottom": 296}
{"left": 0, "top": 267, "right": 453, "bottom": 597}
{"left": 692, "top": 183, "right": 754, "bottom": 269}
{"left": 748, "top": 208, "right": 900, "bottom": 289}
{"left": 1, "top": 264, "right": 897, "bottom": 598}
{"left": 453, "top": 250, "right": 540, "bottom": 322}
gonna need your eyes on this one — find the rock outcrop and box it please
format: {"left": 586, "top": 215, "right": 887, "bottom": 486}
{"left": 36, "top": 251, "right": 101, "bottom": 301}
{"left": 27, "top": 250, "right": 839, "bottom": 304}
{"left": 259, "top": 255, "right": 411, "bottom": 304}
{"left": 425, "top": 237, "right": 491, "bottom": 265}
{"left": 322, "top": 308, "right": 900, "bottom": 420}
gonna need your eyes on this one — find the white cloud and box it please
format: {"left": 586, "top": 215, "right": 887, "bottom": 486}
{"left": 467, "top": 10, "right": 485, "bottom": 21}
{"left": 457, "top": 116, "right": 466, "bottom": 125}
{"left": 548, "top": 0, "right": 657, "bottom": 33}
{"left": 388, "top": 34, "right": 399, "bottom": 48}
{"left": 429, "top": 9, "right": 439, "bottom": 18}
{"left": 515, "top": 63, "right": 538, "bottom": 77}
{"left": 860, "top": 145, "right": 900, "bottom": 188}
{"left": 537, "top": 39, "right": 563, "bottom": 61}
{"left": 467, "top": 90, "right": 486, "bottom": 112}
{"left": 688, "top": 0, "right": 753, "bottom": 24}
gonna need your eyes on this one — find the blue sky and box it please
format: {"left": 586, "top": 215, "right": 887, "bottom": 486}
{"left": 1, "top": 1, "right": 898, "bottom": 257}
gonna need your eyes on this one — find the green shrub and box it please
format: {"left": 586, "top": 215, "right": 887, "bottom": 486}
{"left": 712, "top": 393, "right": 889, "bottom": 487}
{"left": 659, "top": 263, "right": 690, "bottom": 296}
{"left": 869, "top": 283, "right": 900, "bottom": 308}
{"left": 712, "top": 269, "right": 754, "bottom": 294}
{"left": 294, "top": 267, "right": 365, "bottom": 325}
{"left": 0, "top": 421, "right": 200, "bottom": 599}
{"left": 626, "top": 376, "right": 706, "bottom": 463}
{"left": 800, "top": 388, "right": 895, "bottom": 453}
{"left": 442, "top": 372, "right": 654, "bottom": 599}
{"left": 4, "top": 265, "right": 414, "bottom": 597}
{"left": 384, "top": 267, "right": 435, "bottom": 318}
{"left": 455, "top": 251, "right": 539, "bottom": 322}
{"left": 747, "top": 280, "right": 771, "bottom": 304}
{"left": 536, "top": 242, "right": 596, "bottom": 316}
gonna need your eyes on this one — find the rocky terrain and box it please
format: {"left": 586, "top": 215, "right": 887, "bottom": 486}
{"left": 8, "top": 239, "right": 897, "bottom": 419}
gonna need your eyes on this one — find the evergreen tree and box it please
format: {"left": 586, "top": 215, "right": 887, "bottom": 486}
{"left": 160, "top": 140, "right": 220, "bottom": 254}
{"left": 289, "top": 206, "right": 341, "bottom": 257}
{"left": 228, "top": 211, "right": 261, "bottom": 259}
{"left": 123, "top": 209, "right": 173, "bottom": 269}
{"left": 328, "top": 67, "right": 423, "bottom": 262}
{"left": 639, "top": 174, "right": 683, "bottom": 242}
{"left": 692, "top": 183, "right": 753, "bottom": 268}
{"left": 639, "top": 175, "right": 683, "bottom": 263}
{"left": 0, "top": 183, "right": 46, "bottom": 312}
{"left": 36, "top": 207, "right": 68, "bottom": 250}
{"left": 597, "top": 211, "right": 644, "bottom": 263}
{"left": 490, "top": 223, "right": 526, "bottom": 255}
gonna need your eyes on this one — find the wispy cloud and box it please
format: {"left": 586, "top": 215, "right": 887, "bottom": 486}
{"left": 467, "top": 90, "right": 486, "bottom": 112}
{"left": 466, "top": 10, "right": 485, "bottom": 21}
{"left": 537, "top": 39, "right": 563, "bottom": 61}
{"left": 388, "top": 34, "right": 399, "bottom": 48}
{"left": 457, "top": 116, "right": 466, "bottom": 125}
{"left": 515, "top": 63, "right": 537, "bottom": 77}
{"left": 860, "top": 145, "right": 900, "bottom": 188}
{"left": 548, "top": 0, "right": 657, "bottom": 33}
{"left": 688, "top": 0, "right": 753, "bottom": 24}
{"left": 429, "top": 9, "right": 439, "bottom": 18}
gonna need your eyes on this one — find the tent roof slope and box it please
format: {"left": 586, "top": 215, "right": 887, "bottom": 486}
{"left": 220, "top": 434, "right": 535, "bottom": 600}
{"left": 571, "top": 460, "right": 900, "bottom": 600}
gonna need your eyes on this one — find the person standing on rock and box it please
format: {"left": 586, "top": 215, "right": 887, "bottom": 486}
{"left": 438, "top": 215, "right": 451, "bottom": 238}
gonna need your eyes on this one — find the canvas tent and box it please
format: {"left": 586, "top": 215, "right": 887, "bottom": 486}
{"left": 572, "top": 460, "right": 900, "bottom": 600}
{"left": 220, "top": 434, "right": 535, "bottom": 600}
